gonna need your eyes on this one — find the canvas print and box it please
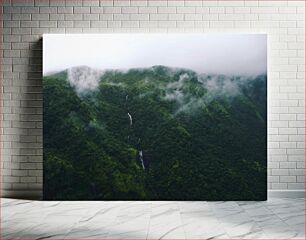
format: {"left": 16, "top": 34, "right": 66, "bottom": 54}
{"left": 43, "top": 34, "right": 267, "bottom": 200}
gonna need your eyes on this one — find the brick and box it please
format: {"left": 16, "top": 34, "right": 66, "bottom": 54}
{"left": 297, "top": 114, "right": 305, "bottom": 121}
{"left": 12, "top": 28, "right": 31, "bottom": 35}
{"left": 28, "top": 170, "right": 43, "bottom": 177}
{"left": 185, "top": 0, "right": 202, "bottom": 6}
{"left": 288, "top": 183, "right": 305, "bottom": 189}
{"left": 21, "top": 6, "right": 39, "bottom": 13}
{"left": 121, "top": 20, "right": 139, "bottom": 28}
{"left": 35, "top": 0, "right": 49, "bottom": 6}
{"left": 251, "top": 7, "right": 279, "bottom": 14}
{"left": 288, "top": 155, "right": 304, "bottom": 161}
{"left": 218, "top": 1, "right": 244, "bottom": 6}
{"left": 49, "top": 0, "right": 65, "bottom": 6}
{"left": 289, "top": 169, "right": 304, "bottom": 176}
{"left": 73, "top": 7, "right": 90, "bottom": 13}
{"left": 90, "top": 6, "right": 104, "bottom": 13}
{"left": 158, "top": 21, "right": 176, "bottom": 28}
{"left": 74, "top": 21, "right": 90, "bottom": 28}
{"left": 20, "top": 177, "right": 37, "bottom": 183}
{"left": 39, "top": 6, "right": 57, "bottom": 13}
{"left": 268, "top": 176, "right": 279, "bottom": 183}
{"left": 57, "top": 20, "right": 73, "bottom": 28}
{"left": 271, "top": 183, "right": 287, "bottom": 189}
{"left": 202, "top": 14, "right": 218, "bottom": 21}
{"left": 99, "top": 14, "right": 113, "bottom": 20}
{"left": 210, "top": 7, "right": 225, "bottom": 13}
{"left": 219, "top": 14, "right": 244, "bottom": 21}
{"left": 148, "top": 0, "right": 167, "bottom": 7}
{"left": 83, "top": 13, "right": 99, "bottom": 20}
{"left": 121, "top": 7, "right": 138, "bottom": 14}
{"left": 12, "top": 170, "right": 28, "bottom": 177}
{"left": 289, "top": 121, "right": 305, "bottom": 128}
{"left": 269, "top": 162, "right": 279, "bottom": 169}
{"left": 50, "top": 26, "right": 66, "bottom": 32}
{"left": 65, "top": 14, "right": 83, "bottom": 20}
{"left": 90, "top": 21, "right": 107, "bottom": 28}
{"left": 114, "top": 0, "right": 130, "bottom": 6}
{"left": 12, "top": 0, "right": 34, "bottom": 6}
{"left": 289, "top": 135, "right": 305, "bottom": 142}
{"left": 195, "top": 7, "right": 209, "bottom": 14}
{"left": 279, "top": 142, "right": 296, "bottom": 149}
{"left": 31, "top": 14, "right": 49, "bottom": 20}
{"left": 139, "top": 21, "right": 158, "bottom": 28}
{"left": 297, "top": 176, "right": 305, "bottom": 183}
{"left": 158, "top": 7, "right": 176, "bottom": 14}
{"left": 279, "top": 7, "right": 297, "bottom": 14}
{"left": 4, "top": 21, "right": 20, "bottom": 28}
{"left": 139, "top": 7, "right": 157, "bottom": 13}
{"left": 280, "top": 162, "right": 296, "bottom": 169}
{"left": 4, "top": 35, "right": 21, "bottom": 43}
{"left": 65, "top": 0, "right": 83, "bottom": 6}
{"left": 234, "top": 7, "right": 251, "bottom": 13}
{"left": 130, "top": 14, "right": 149, "bottom": 21}
{"left": 280, "top": 176, "right": 296, "bottom": 183}
{"left": 12, "top": 43, "right": 29, "bottom": 50}
{"left": 297, "top": 162, "right": 305, "bottom": 168}
{"left": 131, "top": 0, "right": 147, "bottom": 7}
{"left": 31, "top": 28, "right": 49, "bottom": 35}
{"left": 281, "top": 113, "right": 297, "bottom": 122}
{"left": 279, "top": 128, "right": 297, "bottom": 135}
{"left": 150, "top": 14, "right": 167, "bottom": 21}
{"left": 167, "top": 1, "right": 184, "bottom": 6}
{"left": 3, "top": 7, "right": 21, "bottom": 13}
{"left": 177, "top": 7, "right": 196, "bottom": 14}
{"left": 50, "top": 14, "right": 65, "bottom": 20}
{"left": 114, "top": 14, "right": 129, "bottom": 21}
{"left": 210, "top": 21, "right": 234, "bottom": 28}
{"left": 4, "top": 176, "right": 20, "bottom": 183}
{"left": 103, "top": 7, "right": 121, "bottom": 13}
{"left": 57, "top": 6, "right": 73, "bottom": 13}
{"left": 12, "top": 14, "right": 31, "bottom": 20}
{"left": 83, "top": 0, "right": 99, "bottom": 6}
{"left": 177, "top": 21, "right": 195, "bottom": 28}
{"left": 279, "top": 100, "right": 299, "bottom": 107}
{"left": 168, "top": 14, "right": 184, "bottom": 21}
{"left": 185, "top": 14, "right": 202, "bottom": 21}
{"left": 39, "top": 21, "right": 57, "bottom": 28}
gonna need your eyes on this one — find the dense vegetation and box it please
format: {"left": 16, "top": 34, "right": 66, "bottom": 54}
{"left": 43, "top": 66, "right": 267, "bottom": 200}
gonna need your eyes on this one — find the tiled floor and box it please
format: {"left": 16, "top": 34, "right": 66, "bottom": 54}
{"left": 2, "top": 197, "right": 305, "bottom": 239}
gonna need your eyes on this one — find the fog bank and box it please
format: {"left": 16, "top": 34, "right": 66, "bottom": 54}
{"left": 43, "top": 33, "right": 267, "bottom": 76}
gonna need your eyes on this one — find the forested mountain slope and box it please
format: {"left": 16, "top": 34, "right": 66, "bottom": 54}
{"left": 43, "top": 65, "right": 267, "bottom": 200}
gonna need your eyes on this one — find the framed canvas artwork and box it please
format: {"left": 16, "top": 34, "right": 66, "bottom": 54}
{"left": 43, "top": 34, "right": 267, "bottom": 200}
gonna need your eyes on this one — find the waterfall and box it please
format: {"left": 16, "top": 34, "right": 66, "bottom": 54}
{"left": 125, "top": 95, "right": 145, "bottom": 171}
{"left": 139, "top": 150, "right": 145, "bottom": 170}
{"left": 127, "top": 113, "right": 133, "bottom": 127}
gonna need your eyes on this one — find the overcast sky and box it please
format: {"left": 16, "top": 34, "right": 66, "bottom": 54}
{"left": 43, "top": 33, "right": 267, "bottom": 76}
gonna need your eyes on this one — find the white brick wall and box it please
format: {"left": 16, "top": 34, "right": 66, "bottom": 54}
{"left": 1, "top": 0, "right": 305, "bottom": 198}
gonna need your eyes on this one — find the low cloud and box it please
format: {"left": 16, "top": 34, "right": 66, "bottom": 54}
{"left": 67, "top": 66, "right": 103, "bottom": 93}
{"left": 203, "top": 75, "right": 241, "bottom": 97}
{"left": 163, "top": 72, "right": 255, "bottom": 114}
{"left": 65, "top": 66, "right": 262, "bottom": 115}
{"left": 164, "top": 73, "right": 189, "bottom": 103}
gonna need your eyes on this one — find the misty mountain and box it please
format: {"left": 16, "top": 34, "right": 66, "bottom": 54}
{"left": 43, "top": 65, "right": 267, "bottom": 200}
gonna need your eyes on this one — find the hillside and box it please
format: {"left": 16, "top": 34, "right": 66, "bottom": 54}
{"left": 43, "top": 65, "right": 267, "bottom": 200}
